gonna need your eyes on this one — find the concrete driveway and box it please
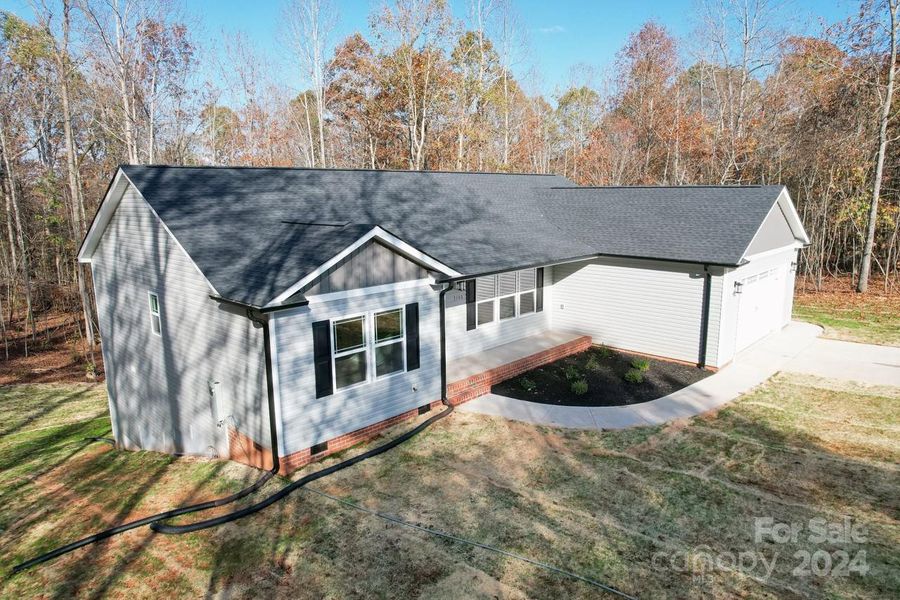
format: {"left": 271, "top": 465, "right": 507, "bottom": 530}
{"left": 458, "top": 322, "right": 900, "bottom": 430}
{"left": 783, "top": 337, "right": 900, "bottom": 387}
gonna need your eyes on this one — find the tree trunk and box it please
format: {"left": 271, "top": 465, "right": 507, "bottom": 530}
{"left": 57, "top": 0, "right": 97, "bottom": 361}
{"left": 0, "top": 117, "right": 35, "bottom": 342}
{"left": 858, "top": 0, "right": 898, "bottom": 293}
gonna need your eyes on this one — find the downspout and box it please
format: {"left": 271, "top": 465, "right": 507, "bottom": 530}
{"left": 246, "top": 309, "right": 281, "bottom": 473}
{"left": 17, "top": 288, "right": 454, "bottom": 561}
{"left": 697, "top": 266, "right": 712, "bottom": 369}
{"left": 439, "top": 282, "right": 451, "bottom": 404}
{"left": 148, "top": 283, "right": 454, "bottom": 535}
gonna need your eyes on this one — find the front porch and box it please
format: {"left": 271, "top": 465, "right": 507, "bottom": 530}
{"left": 446, "top": 330, "right": 592, "bottom": 405}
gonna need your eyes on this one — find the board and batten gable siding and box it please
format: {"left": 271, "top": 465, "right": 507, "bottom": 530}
{"left": 444, "top": 271, "right": 552, "bottom": 361}
{"left": 299, "top": 239, "right": 429, "bottom": 297}
{"left": 271, "top": 283, "right": 441, "bottom": 455}
{"left": 549, "top": 257, "right": 719, "bottom": 365}
{"left": 90, "top": 183, "right": 268, "bottom": 456}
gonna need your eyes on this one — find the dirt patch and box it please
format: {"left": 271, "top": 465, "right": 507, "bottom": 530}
{"left": 0, "top": 312, "right": 103, "bottom": 385}
{"left": 491, "top": 346, "right": 711, "bottom": 406}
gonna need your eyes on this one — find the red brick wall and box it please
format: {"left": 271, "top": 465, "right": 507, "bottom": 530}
{"left": 228, "top": 426, "right": 275, "bottom": 470}
{"left": 277, "top": 399, "right": 445, "bottom": 473}
{"left": 446, "top": 335, "right": 592, "bottom": 405}
{"left": 230, "top": 335, "right": 591, "bottom": 474}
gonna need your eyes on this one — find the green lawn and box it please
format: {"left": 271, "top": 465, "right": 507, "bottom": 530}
{"left": 1, "top": 379, "right": 897, "bottom": 599}
{"left": 793, "top": 295, "right": 900, "bottom": 346}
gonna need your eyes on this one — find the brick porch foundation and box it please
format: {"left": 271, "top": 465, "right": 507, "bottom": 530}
{"left": 446, "top": 334, "right": 592, "bottom": 405}
{"left": 229, "top": 334, "right": 591, "bottom": 474}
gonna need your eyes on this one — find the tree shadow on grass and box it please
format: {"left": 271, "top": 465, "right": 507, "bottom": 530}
{"left": 191, "top": 393, "right": 897, "bottom": 599}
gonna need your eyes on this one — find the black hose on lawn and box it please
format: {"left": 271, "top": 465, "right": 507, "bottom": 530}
{"left": 11, "top": 462, "right": 278, "bottom": 574}
{"left": 150, "top": 402, "right": 454, "bottom": 535}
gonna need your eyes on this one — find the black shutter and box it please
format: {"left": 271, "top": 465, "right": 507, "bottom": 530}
{"left": 465, "top": 280, "right": 476, "bottom": 330}
{"left": 536, "top": 268, "right": 544, "bottom": 312}
{"left": 405, "top": 302, "right": 420, "bottom": 371}
{"left": 312, "top": 320, "right": 333, "bottom": 398}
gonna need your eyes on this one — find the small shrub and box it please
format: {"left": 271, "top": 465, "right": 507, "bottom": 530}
{"left": 571, "top": 379, "right": 589, "bottom": 395}
{"left": 631, "top": 358, "right": 650, "bottom": 372}
{"left": 564, "top": 365, "right": 582, "bottom": 381}
{"left": 624, "top": 369, "right": 644, "bottom": 384}
{"left": 85, "top": 362, "right": 97, "bottom": 381}
{"left": 595, "top": 345, "right": 614, "bottom": 359}
{"left": 519, "top": 376, "right": 537, "bottom": 393}
{"left": 585, "top": 355, "right": 602, "bottom": 372}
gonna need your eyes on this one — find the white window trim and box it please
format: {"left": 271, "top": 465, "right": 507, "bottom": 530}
{"left": 372, "top": 306, "right": 407, "bottom": 380}
{"left": 330, "top": 306, "right": 407, "bottom": 392}
{"left": 472, "top": 269, "right": 538, "bottom": 329}
{"left": 148, "top": 291, "right": 162, "bottom": 337}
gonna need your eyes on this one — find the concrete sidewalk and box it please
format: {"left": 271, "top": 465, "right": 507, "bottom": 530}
{"left": 457, "top": 321, "right": 825, "bottom": 430}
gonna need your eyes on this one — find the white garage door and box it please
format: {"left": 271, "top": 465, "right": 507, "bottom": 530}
{"left": 734, "top": 266, "right": 787, "bottom": 352}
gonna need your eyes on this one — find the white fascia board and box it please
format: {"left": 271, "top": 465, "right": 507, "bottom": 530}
{"left": 738, "top": 186, "right": 810, "bottom": 264}
{"left": 265, "top": 226, "right": 460, "bottom": 308}
{"left": 77, "top": 168, "right": 219, "bottom": 295}
{"left": 777, "top": 187, "right": 811, "bottom": 244}
{"left": 741, "top": 243, "right": 804, "bottom": 263}
{"left": 77, "top": 168, "right": 129, "bottom": 263}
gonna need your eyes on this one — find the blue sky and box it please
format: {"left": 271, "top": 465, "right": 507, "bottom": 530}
{"left": 2, "top": 0, "right": 855, "bottom": 96}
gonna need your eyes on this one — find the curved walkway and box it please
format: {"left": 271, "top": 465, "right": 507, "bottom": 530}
{"left": 457, "top": 321, "right": 826, "bottom": 430}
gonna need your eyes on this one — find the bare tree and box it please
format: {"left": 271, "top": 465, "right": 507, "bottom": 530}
{"left": 283, "top": 0, "right": 335, "bottom": 167}
{"left": 858, "top": 0, "right": 899, "bottom": 292}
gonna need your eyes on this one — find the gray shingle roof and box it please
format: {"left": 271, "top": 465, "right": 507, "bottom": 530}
{"left": 538, "top": 185, "right": 789, "bottom": 266}
{"left": 118, "top": 165, "right": 788, "bottom": 307}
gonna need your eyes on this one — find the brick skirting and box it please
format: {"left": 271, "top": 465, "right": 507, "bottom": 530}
{"left": 446, "top": 334, "right": 592, "bottom": 406}
{"left": 228, "top": 426, "right": 275, "bottom": 470}
{"left": 229, "top": 399, "right": 446, "bottom": 474}
{"left": 278, "top": 399, "right": 444, "bottom": 472}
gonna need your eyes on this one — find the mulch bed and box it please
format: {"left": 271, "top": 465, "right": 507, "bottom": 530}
{"left": 491, "top": 346, "right": 712, "bottom": 407}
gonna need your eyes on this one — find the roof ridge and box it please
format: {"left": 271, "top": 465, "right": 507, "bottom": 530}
{"left": 121, "top": 164, "right": 560, "bottom": 177}
{"left": 549, "top": 184, "right": 779, "bottom": 189}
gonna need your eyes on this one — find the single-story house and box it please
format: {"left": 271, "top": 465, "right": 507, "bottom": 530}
{"left": 78, "top": 166, "right": 809, "bottom": 471}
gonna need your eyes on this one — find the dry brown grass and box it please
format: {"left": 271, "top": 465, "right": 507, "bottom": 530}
{"left": 1, "top": 375, "right": 897, "bottom": 599}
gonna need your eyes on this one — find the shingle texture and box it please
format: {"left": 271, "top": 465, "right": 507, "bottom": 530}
{"left": 119, "top": 165, "right": 787, "bottom": 306}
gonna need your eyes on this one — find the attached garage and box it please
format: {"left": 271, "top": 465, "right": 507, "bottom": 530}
{"left": 547, "top": 187, "right": 808, "bottom": 369}
{"left": 551, "top": 258, "right": 709, "bottom": 364}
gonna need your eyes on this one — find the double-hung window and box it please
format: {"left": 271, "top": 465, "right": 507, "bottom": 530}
{"left": 148, "top": 292, "right": 162, "bottom": 336}
{"left": 470, "top": 268, "right": 538, "bottom": 328}
{"left": 518, "top": 269, "right": 536, "bottom": 315}
{"left": 476, "top": 275, "right": 496, "bottom": 326}
{"left": 333, "top": 315, "right": 368, "bottom": 389}
{"left": 374, "top": 308, "right": 405, "bottom": 377}
{"left": 332, "top": 307, "right": 406, "bottom": 390}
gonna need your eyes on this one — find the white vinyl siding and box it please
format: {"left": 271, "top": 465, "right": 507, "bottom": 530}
{"left": 272, "top": 283, "right": 439, "bottom": 455}
{"left": 90, "top": 184, "right": 268, "bottom": 456}
{"left": 550, "top": 258, "right": 708, "bottom": 363}
{"left": 445, "top": 268, "right": 552, "bottom": 361}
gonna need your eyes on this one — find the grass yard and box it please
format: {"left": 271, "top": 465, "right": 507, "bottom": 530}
{"left": 1, "top": 377, "right": 898, "bottom": 599}
{"left": 794, "top": 279, "right": 900, "bottom": 345}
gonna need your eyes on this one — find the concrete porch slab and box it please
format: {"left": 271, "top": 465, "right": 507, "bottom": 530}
{"left": 447, "top": 330, "right": 586, "bottom": 383}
